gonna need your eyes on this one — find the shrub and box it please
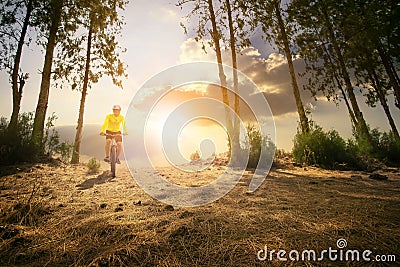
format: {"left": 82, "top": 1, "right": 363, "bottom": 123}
{"left": 372, "top": 130, "right": 400, "bottom": 165}
{"left": 347, "top": 127, "right": 400, "bottom": 167}
{"left": 190, "top": 150, "right": 200, "bottom": 162}
{"left": 55, "top": 142, "right": 73, "bottom": 163}
{"left": 293, "top": 121, "right": 400, "bottom": 169}
{"left": 0, "top": 113, "right": 38, "bottom": 164}
{"left": 87, "top": 158, "right": 101, "bottom": 174}
{"left": 242, "top": 124, "right": 275, "bottom": 169}
{"left": 0, "top": 112, "right": 70, "bottom": 165}
{"left": 292, "top": 122, "right": 354, "bottom": 168}
{"left": 43, "top": 113, "right": 73, "bottom": 162}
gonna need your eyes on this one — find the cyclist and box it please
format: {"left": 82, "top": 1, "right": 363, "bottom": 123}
{"left": 100, "top": 105, "right": 127, "bottom": 164}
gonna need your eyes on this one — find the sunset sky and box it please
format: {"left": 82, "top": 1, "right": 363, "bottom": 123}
{"left": 0, "top": 0, "right": 399, "bottom": 158}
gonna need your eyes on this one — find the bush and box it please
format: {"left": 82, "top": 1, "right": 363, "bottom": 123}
{"left": 0, "top": 113, "right": 38, "bottom": 164}
{"left": 293, "top": 122, "right": 400, "bottom": 169}
{"left": 87, "top": 158, "right": 101, "bottom": 174}
{"left": 0, "top": 112, "right": 70, "bottom": 165}
{"left": 372, "top": 130, "right": 400, "bottom": 164}
{"left": 190, "top": 150, "right": 200, "bottom": 162}
{"left": 55, "top": 142, "right": 73, "bottom": 162}
{"left": 242, "top": 124, "right": 275, "bottom": 169}
{"left": 43, "top": 113, "right": 73, "bottom": 162}
{"left": 292, "top": 122, "right": 356, "bottom": 168}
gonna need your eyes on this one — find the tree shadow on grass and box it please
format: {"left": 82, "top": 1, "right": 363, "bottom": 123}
{"left": 0, "top": 163, "right": 35, "bottom": 177}
{"left": 76, "top": 171, "right": 114, "bottom": 190}
{"left": 0, "top": 158, "right": 63, "bottom": 177}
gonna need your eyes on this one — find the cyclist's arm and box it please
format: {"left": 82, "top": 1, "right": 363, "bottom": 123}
{"left": 100, "top": 114, "right": 109, "bottom": 134}
{"left": 122, "top": 116, "right": 128, "bottom": 135}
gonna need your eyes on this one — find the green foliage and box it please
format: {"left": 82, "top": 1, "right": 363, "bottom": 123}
{"left": 0, "top": 112, "right": 71, "bottom": 165}
{"left": 243, "top": 124, "right": 275, "bottom": 169}
{"left": 293, "top": 123, "right": 353, "bottom": 168}
{"left": 350, "top": 126, "right": 400, "bottom": 165}
{"left": 246, "top": 124, "right": 262, "bottom": 168}
{"left": 44, "top": 113, "right": 59, "bottom": 155}
{"left": 370, "top": 129, "right": 400, "bottom": 164}
{"left": 41, "top": 112, "right": 73, "bottom": 162}
{"left": 293, "top": 122, "right": 400, "bottom": 169}
{"left": 53, "top": 0, "right": 128, "bottom": 91}
{"left": 55, "top": 142, "right": 73, "bottom": 163}
{"left": 177, "top": 0, "right": 253, "bottom": 53}
{"left": 0, "top": 113, "right": 38, "bottom": 164}
{"left": 87, "top": 157, "right": 100, "bottom": 174}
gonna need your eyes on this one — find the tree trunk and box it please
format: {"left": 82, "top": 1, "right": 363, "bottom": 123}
{"left": 71, "top": 16, "right": 93, "bottom": 164}
{"left": 369, "top": 67, "right": 400, "bottom": 140}
{"left": 338, "top": 83, "right": 358, "bottom": 128}
{"left": 32, "top": 0, "right": 63, "bottom": 149}
{"left": 225, "top": 0, "right": 240, "bottom": 158}
{"left": 377, "top": 41, "right": 400, "bottom": 110}
{"left": 274, "top": 1, "right": 309, "bottom": 133}
{"left": 322, "top": 9, "right": 372, "bottom": 145}
{"left": 377, "top": 89, "right": 400, "bottom": 140}
{"left": 8, "top": 0, "right": 33, "bottom": 133}
{"left": 322, "top": 43, "right": 358, "bottom": 127}
{"left": 208, "top": 0, "right": 233, "bottom": 150}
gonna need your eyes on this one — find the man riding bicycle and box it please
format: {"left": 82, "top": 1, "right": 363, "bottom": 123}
{"left": 100, "top": 105, "right": 127, "bottom": 164}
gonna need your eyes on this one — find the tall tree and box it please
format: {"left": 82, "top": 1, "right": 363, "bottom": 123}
{"left": 323, "top": 44, "right": 358, "bottom": 128}
{"left": 298, "top": 30, "right": 359, "bottom": 129}
{"left": 290, "top": 0, "right": 373, "bottom": 146}
{"left": 207, "top": 0, "right": 234, "bottom": 150}
{"left": 321, "top": 7, "right": 371, "bottom": 144}
{"left": 340, "top": 0, "right": 400, "bottom": 128}
{"left": 253, "top": 0, "right": 309, "bottom": 133}
{"left": 0, "top": 0, "right": 34, "bottom": 132}
{"left": 293, "top": 8, "right": 359, "bottom": 128}
{"left": 179, "top": 0, "right": 258, "bottom": 160}
{"left": 367, "top": 0, "right": 400, "bottom": 110}
{"left": 225, "top": 0, "right": 241, "bottom": 160}
{"left": 355, "top": 51, "right": 400, "bottom": 140}
{"left": 54, "top": 0, "right": 128, "bottom": 164}
{"left": 70, "top": 11, "right": 94, "bottom": 164}
{"left": 366, "top": 67, "right": 400, "bottom": 140}
{"left": 178, "top": 0, "right": 234, "bottom": 151}
{"left": 32, "top": 0, "right": 64, "bottom": 150}
{"left": 376, "top": 40, "right": 400, "bottom": 111}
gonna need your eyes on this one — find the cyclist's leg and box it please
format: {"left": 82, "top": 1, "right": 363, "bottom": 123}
{"left": 105, "top": 139, "right": 111, "bottom": 161}
{"left": 117, "top": 141, "right": 122, "bottom": 163}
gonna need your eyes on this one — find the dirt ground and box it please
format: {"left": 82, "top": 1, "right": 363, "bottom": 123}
{"left": 0, "top": 157, "right": 399, "bottom": 266}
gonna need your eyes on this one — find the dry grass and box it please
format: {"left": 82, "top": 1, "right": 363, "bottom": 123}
{"left": 0, "top": 158, "right": 399, "bottom": 266}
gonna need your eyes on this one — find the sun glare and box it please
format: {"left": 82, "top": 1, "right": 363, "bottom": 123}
{"left": 143, "top": 86, "right": 229, "bottom": 167}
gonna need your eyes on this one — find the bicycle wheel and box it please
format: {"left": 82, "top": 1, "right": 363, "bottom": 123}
{"left": 110, "top": 146, "right": 117, "bottom": 177}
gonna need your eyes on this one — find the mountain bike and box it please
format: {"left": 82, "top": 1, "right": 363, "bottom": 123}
{"left": 104, "top": 133, "right": 122, "bottom": 178}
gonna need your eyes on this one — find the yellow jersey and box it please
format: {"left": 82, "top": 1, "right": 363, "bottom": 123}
{"left": 101, "top": 114, "right": 127, "bottom": 133}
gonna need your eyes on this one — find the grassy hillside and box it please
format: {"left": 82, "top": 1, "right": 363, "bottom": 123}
{"left": 0, "top": 159, "right": 398, "bottom": 266}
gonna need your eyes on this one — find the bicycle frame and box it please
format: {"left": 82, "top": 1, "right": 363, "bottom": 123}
{"left": 104, "top": 133, "right": 122, "bottom": 177}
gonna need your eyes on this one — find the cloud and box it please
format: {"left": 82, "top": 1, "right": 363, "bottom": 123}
{"left": 145, "top": 3, "right": 180, "bottom": 22}
{"left": 178, "top": 38, "right": 315, "bottom": 117}
{"left": 179, "top": 38, "right": 216, "bottom": 63}
{"left": 159, "top": 6, "right": 179, "bottom": 21}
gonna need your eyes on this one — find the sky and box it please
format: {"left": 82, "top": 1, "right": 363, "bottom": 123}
{"left": 0, "top": 0, "right": 399, "bottom": 158}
